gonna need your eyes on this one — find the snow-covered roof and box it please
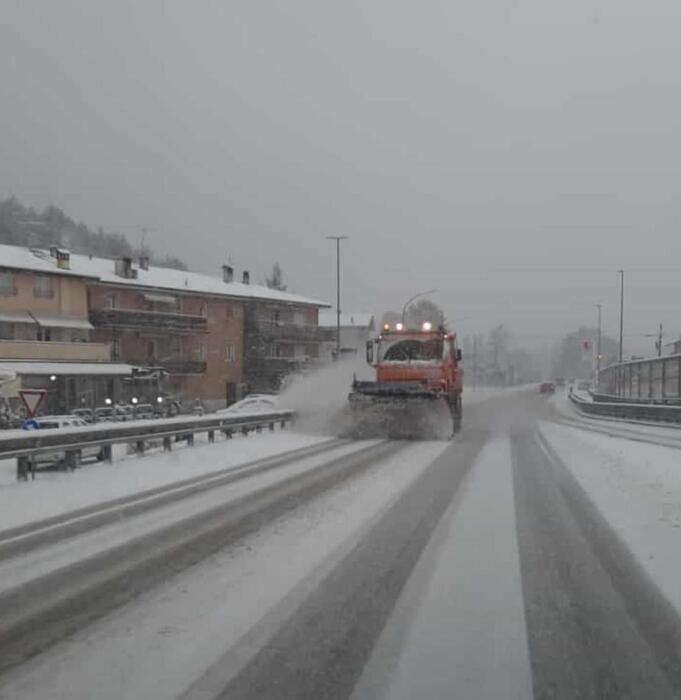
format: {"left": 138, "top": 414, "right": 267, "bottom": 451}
{"left": 0, "top": 244, "right": 330, "bottom": 308}
{"left": 318, "top": 311, "right": 375, "bottom": 328}
{"left": 0, "top": 244, "right": 97, "bottom": 278}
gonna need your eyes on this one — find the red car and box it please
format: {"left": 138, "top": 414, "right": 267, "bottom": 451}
{"left": 539, "top": 382, "right": 555, "bottom": 394}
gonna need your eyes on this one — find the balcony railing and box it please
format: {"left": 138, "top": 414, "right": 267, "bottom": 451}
{"left": 247, "top": 319, "right": 324, "bottom": 342}
{"left": 130, "top": 358, "right": 208, "bottom": 375}
{"left": 90, "top": 308, "right": 208, "bottom": 332}
{"left": 0, "top": 340, "right": 111, "bottom": 362}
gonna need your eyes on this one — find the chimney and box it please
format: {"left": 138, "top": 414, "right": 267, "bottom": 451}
{"left": 115, "top": 256, "right": 134, "bottom": 279}
{"left": 55, "top": 249, "right": 70, "bottom": 270}
{"left": 139, "top": 255, "right": 149, "bottom": 271}
{"left": 222, "top": 264, "right": 234, "bottom": 283}
{"left": 242, "top": 270, "right": 250, "bottom": 285}
{"left": 49, "top": 245, "right": 59, "bottom": 258}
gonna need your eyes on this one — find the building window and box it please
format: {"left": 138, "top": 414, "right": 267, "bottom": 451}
{"left": 0, "top": 272, "right": 15, "bottom": 297}
{"left": 225, "top": 343, "right": 235, "bottom": 362}
{"left": 0, "top": 322, "right": 13, "bottom": 339}
{"left": 294, "top": 311, "right": 305, "bottom": 326}
{"left": 106, "top": 294, "right": 117, "bottom": 309}
{"left": 172, "top": 337, "right": 182, "bottom": 357}
{"left": 33, "top": 275, "right": 54, "bottom": 299}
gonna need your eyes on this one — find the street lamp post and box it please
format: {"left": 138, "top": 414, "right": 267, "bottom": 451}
{"left": 401, "top": 289, "right": 438, "bottom": 327}
{"left": 326, "top": 236, "right": 348, "bottom": 358}
{"left": 595, "top": 303, "right": 602, "bottom": 390}
{"left": 618, "top": 269, "right": 624, "bottom": 364}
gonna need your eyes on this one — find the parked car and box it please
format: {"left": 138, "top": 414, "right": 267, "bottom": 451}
{"left": 113, "top": 405, "right": 134, "bottom": 422}
{"left": 71, "top": 408, "right": 94, "bottom": 423}
{"left": 539, "top": 382, "right": 555, "bottom": 394}
{"left": 21, "top": 415, "right": 104, "bottom": 468}
{"left": 217, "top": 395, "right": 280, "bottom": 415}
{"left": 133, "top": 403, "right": 157, "bottom": 420}
{"left": 94, "top": 406, "right": 115, "bottom": 423}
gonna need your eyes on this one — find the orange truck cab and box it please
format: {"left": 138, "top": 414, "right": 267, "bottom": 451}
{"left": 349, "top": 323, "right": 464, "bottom": 433}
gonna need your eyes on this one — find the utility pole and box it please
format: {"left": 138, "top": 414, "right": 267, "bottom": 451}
{"left": 618, "top": 269, "right": 624, "bottom": 364}
{"left": 472, "top": 335, "right": 478, "bottom": 391}
{"left": 657, "top": 323, "right": 663, "bottom": 357}
{"left": 326, "top": 236, "right": 348, "bottom": 358}
{"left": 595, "top": 303, "right": 602, "bottom": 389}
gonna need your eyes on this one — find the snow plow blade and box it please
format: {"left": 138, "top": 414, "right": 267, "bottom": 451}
{"left": 344, "top": 381, "right": 456, "bottom": 440}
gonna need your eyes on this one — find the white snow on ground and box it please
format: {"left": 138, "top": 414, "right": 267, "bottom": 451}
{"left": 550, "top": 390, "right": 681, "bottom": 446}
{"left": 539, "top": 421, "right": 681, "bottom": 614}
{"left": 352, "top": 436, "right": 532, "bottom": 700}
{"left": 0, "top": 442, "right": 449, "bottom": 700}
{"left": 0, "top": 441, "right": 380, "bottom": 595}
{"left": 0, "top": 431, "right": 327, "bottom": 531}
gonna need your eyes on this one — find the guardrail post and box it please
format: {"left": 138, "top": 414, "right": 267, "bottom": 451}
{"left": 102, "top": 444, "right": 113, "bottom": 463}
{"left": 186, "top": 433, "right": 194, "bottom": 446}
{"left": 135, "top": 440, "right": 145, "bottom": 456}
{"left": 163, "top": 436, "right": 172, "bottom": 452}
{"left": 242, "top": 427, "right": 249, "bottom": 436}
{"left": 222, "top": 429, "right": 233, "bottom": 439}
{"left": 208, "top": 430, "right": 215, "bottom": 443}
{"left": 17, "top": 456, "right": 30, "bottom": 481}
{"left": 64, "top": 449, "right": 80, "bottom": 471}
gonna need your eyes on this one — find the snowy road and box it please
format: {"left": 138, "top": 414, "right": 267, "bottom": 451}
{"left": 2, "top": 390, "right": 681, "bottom": 699}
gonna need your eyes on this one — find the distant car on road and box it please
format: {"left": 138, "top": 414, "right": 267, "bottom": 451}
{"left": 217, "top": 395, "right": 280, "bottom": 415}
{"left": 539, "top": 382, "right": 555, "bottom": 394}
{"left": 21, "top": 414, "right": 104, "bottom": 468}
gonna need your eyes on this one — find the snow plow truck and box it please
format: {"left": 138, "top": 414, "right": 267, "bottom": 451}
{"left": 347, "top": 322, "right": 463, "bottom": 439}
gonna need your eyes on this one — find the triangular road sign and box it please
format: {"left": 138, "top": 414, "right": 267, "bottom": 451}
{"left": 19, "top": 389, "right": 47, "bottom": 418}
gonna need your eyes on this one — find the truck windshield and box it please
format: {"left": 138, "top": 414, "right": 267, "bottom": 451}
{"left": 380, "top": 337, "right": 443, "bottom": 362}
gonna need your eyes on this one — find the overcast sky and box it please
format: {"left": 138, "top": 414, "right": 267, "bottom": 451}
{"left": 2, "top": 0, "right": 681, "bottom": 353}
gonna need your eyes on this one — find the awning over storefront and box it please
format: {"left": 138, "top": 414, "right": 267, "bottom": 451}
{"left": 0, "top": 361, "right": 135, "bottom": 376}
{"left": 30, "top": 314, "right": 94, "bottom": 330}
{"left": 0, "top": 311, "right": 34, "bottom": 324}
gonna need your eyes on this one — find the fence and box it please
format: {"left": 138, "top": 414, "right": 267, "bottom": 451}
{"left": 597, "top": 354, "right": 681, "bottom": 405}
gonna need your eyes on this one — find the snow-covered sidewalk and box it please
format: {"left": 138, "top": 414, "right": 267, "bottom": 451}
{"left": 539, "top": 420, "right": 681, "bottom": 614}
{"left": 0, "top": 431, "right": 328, "bottom": 532}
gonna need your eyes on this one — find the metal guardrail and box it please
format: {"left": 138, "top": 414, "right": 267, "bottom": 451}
{"left": 590, "top": 391, "right": 681, "bottom": 406}
{"left": 0, "top": 410, "right": 296, "bottom": 481}
{"left": 569, "top": 390, "right": 681, "bottom": 424}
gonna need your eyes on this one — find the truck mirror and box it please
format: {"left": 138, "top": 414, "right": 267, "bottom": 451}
{"left": 456, "top": 348, "right": 462, "bottom": 361}
{"left": 366, "top": 340, "right": 374, "bottom": 364}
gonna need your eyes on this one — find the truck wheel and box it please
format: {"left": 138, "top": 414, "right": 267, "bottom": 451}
{"left": 451, "top": 397, "right": 462, "bottom": 435}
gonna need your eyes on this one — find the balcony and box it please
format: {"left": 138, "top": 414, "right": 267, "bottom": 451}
{"left": 0, "top": 339, "right": 111, "bottom": 362}
{"left": 247, "top": 319, "right": 324, "bottom": 343}
{"left": 90, "top": 308, "right": 208, "bottom": 333}
{"left": 130, "top": 358, "right": 207, "bottom": 375}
